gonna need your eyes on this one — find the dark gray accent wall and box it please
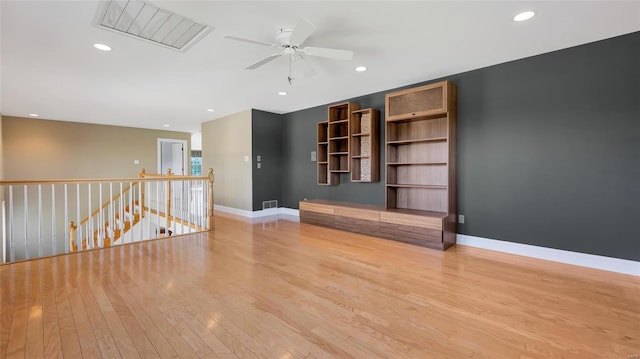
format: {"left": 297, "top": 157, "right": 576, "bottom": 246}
{"left": 252, "top": 109, "right": 284, "bottom": 211}
{"left": 280, "top": 31, "right": 640, "bottom": 261}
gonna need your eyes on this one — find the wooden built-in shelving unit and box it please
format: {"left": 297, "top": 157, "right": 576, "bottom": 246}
{"left": 318, "top": 102, "right": 365, "bottom": 185}
{"left": 317, "top": 121, "right": 339, "bottom": 185}
{"left": 385, "top": 80, "right": 457, "bottom": 249}
{"left": 308, "top": 82, "right": 458, "bottom": 251}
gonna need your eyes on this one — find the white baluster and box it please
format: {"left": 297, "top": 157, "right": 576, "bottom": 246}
{"left": 38, "top": 185, "right": 43, "bottom": 257}
{"left": 109, "top": 183, "right": 113, "bottom": 244}
{"left": 188, "top": 180, "right": 192, "bottom": 233}
{"left": 199, "top": 179, "right": 203, "bottom": 231}
{"left": 99, "top": 182, "right": 103, "bottom": 248}
{"left": 88, "top": 183, "right": 92, "bottom": 250}
{"left": 119, "top": 182, "right": 124, "bottom": 244}
{"left": 171, "top": 180, "right": 176, "bottom": 235}
{"left": 51, "top": 184, "right": 56, "bottom": 256}
{"left": 9, "top": 186, "right": 14, "bottom": 262}
{"left": 76, "top": 184, "right": 81, "bottom": 251}
{"left": 2, "top": 201, "right": 6, "bottom": 263}
{"left": 156, "top": 181, "right": 160, "bottom": 238}
{"left": 129, "top": 181, "right": 134, "bottom": 242}
{"left": 138, "top": 182, "right": 143, "bottom": 241}
{"left": 24, "top": 185, "right": 29, "bottom": 260}
{"left": 146, "top": 182, "right": 151, "bottom": 240}
{"left": 64, "top": 184, "right": 69, "bottom": 254}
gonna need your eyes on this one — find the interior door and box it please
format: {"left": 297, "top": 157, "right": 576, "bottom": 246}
{"left": 160, "top": 142, "right": 184, "bottom": 175}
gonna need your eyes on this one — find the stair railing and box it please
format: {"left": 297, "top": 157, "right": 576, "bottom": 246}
{"left": 70, "top": 181, "right": 141, "bottom": 252}
{"left": 0, "top": 168, "right": 214, "bottom": 263}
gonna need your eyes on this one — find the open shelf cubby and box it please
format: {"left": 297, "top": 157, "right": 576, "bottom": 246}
{"left": 317, "top": 121, "right": 338, "bottom": 185}
{"left": 327, "top": 102, "right": 360, "bottom": 175}
{"left": 350, "top": 108, "right": 380, "bottom": 182}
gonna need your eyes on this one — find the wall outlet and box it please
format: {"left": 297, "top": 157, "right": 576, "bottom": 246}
{"left": 257, "top": 163, "right": 261, "bottom": 169}
{"left": 458, "top": 215, "right": 465, "bottom": 224}
{"left": 244, "top": 155, "right": 249, "bottom": 162}
{"left": 311, "top": 151, "right": 317, "bottom": 162}
{"left": 133, "top": 159, "right": 140, "bottom": 165}
{"left": 257, "top": 155, "right": 261, "bottom": 162}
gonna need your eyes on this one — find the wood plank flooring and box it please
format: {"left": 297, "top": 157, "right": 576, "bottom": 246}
{"left": 1, "top": 212, "right": 639, "bottom": 358}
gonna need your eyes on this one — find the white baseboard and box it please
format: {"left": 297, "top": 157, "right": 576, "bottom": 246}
{"left": 457, "top": 234, "right": 639, "bottom": 276}
{"left": 213, "top": 205, "right": 638, "bottom": 276}
{"left": 214, "top": 204, "right": 299, "bottom": 218}
{"left": 278, "top": 207, "right": 300, "bottom": 217}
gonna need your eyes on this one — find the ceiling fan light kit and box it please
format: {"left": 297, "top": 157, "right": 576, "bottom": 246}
{"left": 224, "top": 18, "right": 354, "bottom": 84}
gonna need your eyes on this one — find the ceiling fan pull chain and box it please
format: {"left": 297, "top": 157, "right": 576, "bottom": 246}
{"left": 288, "top": 54, "right": 295, "bottom": 85}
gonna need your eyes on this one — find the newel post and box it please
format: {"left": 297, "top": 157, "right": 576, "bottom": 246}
{"left": 69, "top": 221, "right": 77, "bottom": 252}
{"left": 207, "top": 168, "right": 214, "bottom": 231}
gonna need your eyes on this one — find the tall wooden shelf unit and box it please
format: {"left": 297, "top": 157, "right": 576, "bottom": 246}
{"left": 385, "top": 80, "right": 457, "bottom": 249}
{"left": 316, "top": 102, "right": 360, "bottom": 185}
{"left": 350, "top": 109, "right": 380, "bottom": 182}
{"left": 317, "top": 121, "right": 338, "bottom": 185}
{"left": 329, "top": 102, "right": 360, "bottom": 173}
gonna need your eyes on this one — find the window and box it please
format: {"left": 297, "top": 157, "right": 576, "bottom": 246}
{"left": 191, "top": 150, "right": 202, "bottom": 176}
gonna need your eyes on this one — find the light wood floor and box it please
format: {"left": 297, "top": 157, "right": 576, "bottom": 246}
{"left": 1, "top": 213, "right": 639, "bottom": 358}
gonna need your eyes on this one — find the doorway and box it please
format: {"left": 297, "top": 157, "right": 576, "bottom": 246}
{"left": 157, "top": 138, "right": 188, "bottom": 175}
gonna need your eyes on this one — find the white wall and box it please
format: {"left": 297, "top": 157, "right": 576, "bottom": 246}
{"left": 201, "top": 110, "right": 253, "bottom": 211}
{"left": 191, "top": 132, "right": 202, "bottom": 150}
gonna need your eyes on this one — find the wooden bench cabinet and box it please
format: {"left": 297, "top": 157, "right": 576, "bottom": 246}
{"left": 299, "top": 199, "right": 456, "bottom": 250}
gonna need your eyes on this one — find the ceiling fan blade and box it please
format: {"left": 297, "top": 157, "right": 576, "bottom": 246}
{"left": 302, "top": 47, "right": 354, "bottom": 61}
{"left": 290, "top": 18, "right": 316, "bottom": 46}
{"left": 224, "top": 35, "right": 278, "bottom": 47}
{"left": 246, "top": 53, "right": 282, "bottom": 70}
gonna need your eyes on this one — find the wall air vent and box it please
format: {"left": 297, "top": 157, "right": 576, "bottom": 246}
{"left": 94, "top": 0, "right": 213, "bottom": 52}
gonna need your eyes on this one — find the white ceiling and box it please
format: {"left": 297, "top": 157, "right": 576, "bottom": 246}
{"left": 1, "top": 1, "right": 639, "bottom": 134}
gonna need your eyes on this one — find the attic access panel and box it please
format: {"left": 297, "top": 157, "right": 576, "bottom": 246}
{"left": 95, "top": 0, "right": 213, "bottom": 52}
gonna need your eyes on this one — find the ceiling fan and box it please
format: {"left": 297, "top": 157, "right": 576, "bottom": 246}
{"left": 224, "top": 18, "right": 354, "bottom": 85}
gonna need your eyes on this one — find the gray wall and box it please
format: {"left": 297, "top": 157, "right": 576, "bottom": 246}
{"left": 251, "top": 110, "right": 284, "bottom": 211}
{"left": 279, "top": 31, "right": 640, "bottom": 261}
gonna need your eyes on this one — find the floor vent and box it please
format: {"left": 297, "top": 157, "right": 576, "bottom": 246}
{"left": 262, "top": 200, "right": 278, "bottom": 210}
{"left": 94, "top": 0, "right": 213, "bottom": 52}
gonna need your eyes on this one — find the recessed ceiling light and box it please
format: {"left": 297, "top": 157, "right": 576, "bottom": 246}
{"left": 163, "top": 124, "right": 170, "bottom": 127}
{"left": 28, "top": 113, "right": 39, "bottom": 117}
{"left": 207, "top": 109, "right": 215, "bottom": 112}
{"left": 278, "top": 91, "right": 287, "bottom": 96}
{"left": 513, "top": 11, "right": 535, "bottom": 22}
{"left": 355, "top": 66, "right": 368, "bottom": 72}
{"left": 93, "top": 43, "right": 112, "bottom": 51}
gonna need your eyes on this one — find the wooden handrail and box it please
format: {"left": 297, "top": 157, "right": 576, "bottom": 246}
{"left": 0, "top": 175, "right": 211, "bottom": 186}
{"left": 138, "top": 168, "right": 202, "bottom": 180}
